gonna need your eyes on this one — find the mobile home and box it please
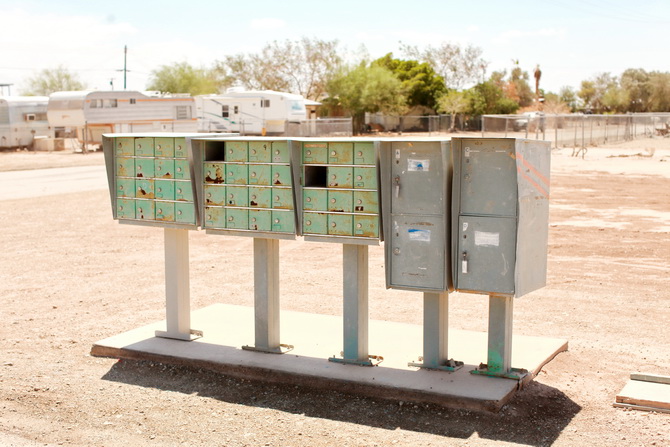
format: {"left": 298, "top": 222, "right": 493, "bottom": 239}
{"left": 0, "top": 96, "right": 52, "bottom": 149}
{"left": 47, "top": 90, "right": 197, "bottom": 147}
{"left": 195, "top": 89, "right": 310, "bottom": 135}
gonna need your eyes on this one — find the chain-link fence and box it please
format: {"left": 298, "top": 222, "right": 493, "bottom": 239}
{"left": 481, "top": 113, "right": 670, "bottom": 147}
{"left": 365, "top": 113, "right": 481, "bottom": 134}
{"left": 285, "top": 118, "right": 352, "bottom": 137}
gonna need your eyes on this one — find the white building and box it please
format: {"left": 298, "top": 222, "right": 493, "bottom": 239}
{"left": 47, "top": 90, "right": 197, "bottom": 146}
{"left": 0, "top": 96, "right": 52, "bottom": 149}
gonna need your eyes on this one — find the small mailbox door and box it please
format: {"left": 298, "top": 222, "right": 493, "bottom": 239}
{"left": 457, "top": 215, "right": 517, "bottom": 295}
{"left": 391, "top": 142, "right": 445, "bottom": 215}
{"left": 389, "top": 215, "right": 445, "bottom": 290}
{"left": 459, "top": 140, "right": 517, "bottom": 217}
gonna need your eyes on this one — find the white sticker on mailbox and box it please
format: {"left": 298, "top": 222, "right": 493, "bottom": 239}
{"left": 408, "top": 229, "right": 431, "bottom": 242}
{"left": 408, "top": 159, "right": 430, "bottom": 172}
{"left": 474, "top": 231, "right": 500, "bottom": 247}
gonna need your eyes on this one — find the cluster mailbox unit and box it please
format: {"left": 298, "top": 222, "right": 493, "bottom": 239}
{"left": 103, "top": 133, "right": 551, "bottom": 379}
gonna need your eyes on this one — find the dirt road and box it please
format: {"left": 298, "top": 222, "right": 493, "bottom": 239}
{"left": 1, "top": 138, "right": 669, "bottom": 446}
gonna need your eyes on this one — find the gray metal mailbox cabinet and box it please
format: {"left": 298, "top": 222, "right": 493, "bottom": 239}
{"left": 380, "top": 139, "right": 452, "bottom": 292}
{"left": 451, "top": 137, "right": 551, "bottom": 297}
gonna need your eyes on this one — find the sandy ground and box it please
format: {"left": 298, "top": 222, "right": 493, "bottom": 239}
{"left": 1, "top": 136, "right": 669, "bottom": 446}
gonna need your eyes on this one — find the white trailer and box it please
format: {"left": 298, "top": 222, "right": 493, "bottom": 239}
{"left": 195, "top": 89, "right": 310, "bottom": 135}
{"left": 0, "top": 96, "right": 52, "bottom": 149}
{"left": 47, "top": 90, "right": 197, "bottom": 147}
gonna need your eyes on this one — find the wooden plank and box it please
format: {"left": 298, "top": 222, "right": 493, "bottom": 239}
{"left": 613, "top": 402, "right": 670, "bottom": 414}
{"left": 616, "top": 379, "right": 670, "bottom": 411}
{"left": 631, "top": 373, "right": 670, "bottom": 385}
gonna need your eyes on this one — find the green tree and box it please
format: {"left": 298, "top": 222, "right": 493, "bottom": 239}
{"left": 621, "top": 68, "right": 651, "bottom": 112}
{"left": 559, "top": 86, "right": 579, "bottom": 112}
{"left": 401, "top": 42, "right": 487, "bottom": 90}
{"left": 147, "top": 62, "right": 222, "bottom": 95}
{"left": 468, "top": 81, "right": 519, "bottom": 115}
{"left": 648, "top": 71, "right": 670, "bottom": 111}
{"left": 373, "top": 53, "right": 446, "bottom": 110}
{"left": 217, "top": 37, "right": 342, "bottom": 100}
{"left": 326, "top": 62, "right": 407, "bottom": 134}
{"left": 436, "top": 90, "right": 469, "bottom": 131}
{"left": 578, "top": 73, "right": 618, "bottom": 113}
{"left": 21, "top": 65, "right": 86, "bottom": 95}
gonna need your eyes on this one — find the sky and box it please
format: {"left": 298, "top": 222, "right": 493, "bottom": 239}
{"left": 1, "top": 0, "right": 669, "bottom": 96}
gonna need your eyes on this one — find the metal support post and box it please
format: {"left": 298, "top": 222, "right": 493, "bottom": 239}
{"left": 329, "top": 244, "right": 380, "bottom": 366}
{"left": 408, "top": 292, "right": 463, "bottom": 371}
{"left": 471, "top": 295, "right": 527, "bottom": 380}
{"left": 243, "top": 238, "right": 292, "bottom": 354}
{"left": 155, "top": 228, "right": 201, "bottom": 341}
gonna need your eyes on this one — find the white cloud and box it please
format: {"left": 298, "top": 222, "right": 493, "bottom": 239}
{"left": 250, "top": 18, "right": 286, "bottom": 30}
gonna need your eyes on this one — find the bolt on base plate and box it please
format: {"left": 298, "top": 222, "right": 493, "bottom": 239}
{"left": 408, "top": 357, "right": 464, "bottom": 372}
{"left": 242, "top": 343, "right": 294, "bottom": 354}
{"left": 328, "top": 354, "right": 383, "bottom": 367}
{"left": 470, "top": 364, "right": 529, "bottom": 380}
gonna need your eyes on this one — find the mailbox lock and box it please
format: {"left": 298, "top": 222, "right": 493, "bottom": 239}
{"left": 157, "top": 187, "right": 162, "bottom": 193}
{"left": 306, "top": 220, "right": 312, "bottom": 226}
{"left": 357, "top": 199, "right": 362, "bottom": 205}
{"left": 306, "top": 150, "right": 312, "bottom": 155}
{"left": 330, "top": 198, "right": 336, "bottom": 203}
{"left": 251, "top": 194, "right": 257, "bottom": 200}
{"left": 251, "top": 149, "right": 257, "bottom": 155}
{"left": 274, "top": 173, "right": 280, "bottom": 178}
{"left": 331, "top": 150, "right": 336, "bottom": 156}
{"left": 156, "top": 145, "right": 161, "bottom": 150}
{"left": 177, "top": 145, "right": 182, "bottom": 150}
{"left": 274, "top": 218, "right": 280, "bottom": 224}
{"left": 306, "top": 197, "right": 311, "bottom": 202}
{"left": 177, "top": 188, "right": 182, "bottom": 194}
{"left": 462, "top": 251, "right": 468, "bottom": 274}
{"left": 331, "top": 174, "right": 336, "bottom": 179}
{"left": 357, "top": 151, "right": 363, "bottom": 157}
{"left": 207, "top": 193, "right": 212, "bottom": 198}
{"left": 356, "top": 175, "right": 362, "bottom": 180}
{"left": 275, "top": 195, "right": 280, "bottom": 201}
{"left": 228, "top": 216, "right": 233, "bottom": 221}
{"left": 275, "top": 150, "right": 280, "bottom": 155}
{"left": 177, "top": 167, "right": 182, "bottom": 172}
{"left": 178, "top": 210, "right": 183, "bottom": 215}
{"left": 394, "top": 176, "right": 400, "bottom": 198}
{"left": 393, "top": 247, "right": 400, "bottom": 255}
{"left": 251, "top": 217, "right": 257, "bottom": 223}
{"left": 228, "top": 149, "right": 233, "bottom": 154}
{"left": 356, "top": 223, "right": 362, "bottom": 229}
{"left": 331, "top": 222, "right": 337, "bottom": 228}
{"left": 251, "top": 172, "right": 257, "bottom": 178}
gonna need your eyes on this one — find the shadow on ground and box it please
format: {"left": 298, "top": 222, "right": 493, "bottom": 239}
{"left": 102, "top": 359, "right": 580, "bottom": 446}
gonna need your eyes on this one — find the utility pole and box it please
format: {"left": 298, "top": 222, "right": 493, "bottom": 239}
{"left": 117, "top": 45, "right": 129, "bottom": 90}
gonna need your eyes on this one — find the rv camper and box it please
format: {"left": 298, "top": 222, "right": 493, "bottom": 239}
{"left": 195, "top": 89, "right": 310, "bottom": 135}
{"left": 0, "top": 96, "right": 52, "bottom": 149}
{"left": 47, "top": 90, "right": 197, "bottom": 147}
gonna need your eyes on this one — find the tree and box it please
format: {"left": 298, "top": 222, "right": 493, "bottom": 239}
{"left": 21, "top": 65, "right": 86, "bottom": 95}
{"left": 372, "top": 53, "right": 446, "bottom": 110}
{"left": 217, "top": 37, "right": 342, "bottom": 100}
{"left": 468, "top": 81, "right": 519, "bottom": 115}
{"left": 648, "top": 71, "right": 670, "bottom": 112}
{"left": 620, "top": 68, "right": 651, "bottom": 112}
{"left": 436, "top": 90, "right": 469, "bottom": 131}
{"left": 559, "top": 86, "right": 579, "bottom": 112}
{"left": 578, "top": 73, "right": 618, "bottom": 113}
{"left": 326, "top": 62, "right": 407, "bottom": 134}
{"left": 401, "top": 42, "right": 487, "bottom": 90}
{"left": 147, "top": 62, "right": 222, "bottom": 95}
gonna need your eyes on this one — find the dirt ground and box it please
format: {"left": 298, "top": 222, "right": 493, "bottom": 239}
{"left": 1, "top": 137, "right": 669, "bottom": 446}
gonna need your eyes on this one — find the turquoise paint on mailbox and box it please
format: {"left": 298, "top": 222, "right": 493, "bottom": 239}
{"left": 271, "top": 141, "right": 290, "bottom": 163}
{"left": 175, "top": 202, "right": 196, "bottom": 225}
{"left": 248, "top": 141, "right": 271, "bottom": 162}
{"left": 354, "top": 142, "right": 375, "bottom": 165}
{"left": 353, "top": 190, "right": 379, "bottom": 214}
{"left": 116, "top": 157, "right": 135, "bottom": 177}
{"left": 272, "top": 210, "right": 294, "bottom": 233}
{"left": 226, "top": 208, "right": 249, "bottom": 229}
{"left": 135, "top": 178, "right": 155, "bottom": 199}
{"left": 135, "top": 200, "right": 155, "bottom": 220}
{"left": 204, "top": 206, "right": 225, "bottom": 228}
{"left": 303, "top": 188, "right": 327, "bottom": 211}
{"left": 134, "top": 137, "right": 154, "bottom": 157}
{"left": 135, "top": 158, "right": 155, "bottom": 179}
{"left": 226, "top": 163, "right": 248, "bottom": 185}
{"left": 155, "top": 201, "right": 176, "bottom": 222}
{"left": 116, "top": 178, "right": 134, "bottom": 198}
{"left": 271, "top": 165, "right": 292, "bottom": 186}
{"left": 249, "top": 209, "right": 272, "bottom": 231}
{"left": 174, "top": 138, "right": 187, "bottom": 158}
{"left": 154, "top": 137, "right": 175, "bottom": 157}
{"left": 248, "top": 186, "right": 272, "bottom": 208}
{"left": 204, "top": 184, "right": 226, "bottom": 206}
{"left": 328, "top": 142, "right": 354, "bottom": 164}
{"left": 226, "top": 141, "right": 248, "bottom": 162}
{"left": 155, "top": 180, "right": 175, "bottom": 200}
{"left": 272, "top": 187, "right": 293, "bottom": 209}
{"left": 328, "top": 190, "right": 353, "bottom": 213}
{"left": 204, "top": 163, "right": 225, "bottom": 184}
{"left": 155, "top": 158, "right": 175, "bottom": 179}
{"left": 115, "top": 138, "right": 134, "bottom": 156}
{"left": 116, "top": 198, "right": 135, "bottom": 219}
{"left": 327, "top": 166, "right": 353, "bottom": 188}
{"left": 174, "top": 181, "right": 193, "bottom": 202}
{"left": 248, "top": 164, "right": 271, "bottom": 186}
{"left": 328, "top": 213, "right": 353, "bottom": 236}
{"left": 226, "top": 185, "right": 249, "bottom": 207}
{"left": 354, "top": 166, "right": 377, "bottom": 189}
{"left": 303, "top": 142, "right": 328, "bottom": 164}
{"left": 174, "top": 159, "right": 190, "bottom": 179}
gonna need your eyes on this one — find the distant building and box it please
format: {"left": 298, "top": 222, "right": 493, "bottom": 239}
{"left": 47, "top": 90, "right": 197, "bottom": 146}
{"left": 0, "top": 96, "right": 52, "bottom": 149}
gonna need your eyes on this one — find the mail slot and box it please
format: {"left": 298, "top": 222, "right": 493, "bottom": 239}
{"left": 115, "top": 138, "right": 134, "bottom": 156}
{"left": 135, "top": 200, "right": 155, "bottom": 220}
{"left": 354, "top": 142, "right": 375, "bottom": 165}
{"left": 226, "top": 208, "right": 249, "bottom": 229}
{"left": 303, "top": 212, "right": 327, "bottom": 234}
{"left": 134, "top": 137, "right": 154, "bottom": 157}
{"left": 135, "top": 158, "right": 155, "bottom": 179}
{"left": 272, "top": 187, "right": 293, "bottom": 209}
{"left": 248, "top": 141, "right": 271, "bottom": 162}
{"left": 116, "top": 157, "right": 135, "bottom": 178}
{"left": 303, "top": 143, "right": 328, "bottom": 164}
{"left": 248, "top": 186, "right": 272, "bottom": 208}
{"left": 226, "top": 185, "right": 249, "bottom": 207}
{"left": 204, "top": 184, "right": 226, "bottom": 206}
{"left": 353, "top": 166, "right": 377, "bottom": 189}
{"left": 327, "top": 166, "right": 353, "bottom": 188}
{"left": 155, "top": 158, "right": 175, "bottom": 179}
{"left": 174, "top": 159, "right": 189, "bottom": 180}
{"left": 328, "top": 142, "right": 354, "bottom": 164}
{"left": 155, "top": 180, "right": 175, "bottom": 200}
{"left": 154, "top": 137, "right": 175, "bottom": 157}
{"left": 328, "top": 190, "right": 353, "bottom": 212}
{"left": 204, "top": 163, "right": 225, "bottom": 184}
{"left": 155, "top": 201, "right": 175, "bottom": 222}
{"left": 135, "top": 178, "right": 155, "bottom": 199}
{"left": 226, "top": 163, "right": 248, "bottom": 185}
{"left": 248, "top": 164, "right": 271, "bottom": 185}
{"left": 116, "top": 198, "right": 135, "bottom": 219}
{"left": 204, "top": 206, "right": 226, "bottom": 228}
{"left": 175, "top": 202, "right": 196, "bottom": 225}
{"left": 116, "top": 178, "right": 134, "bottom": 198}
{"left": 249, "top": 209, "right": 272, "bottom": 231}
{"left": 174, "top": 181, "right": 193, "bottom": 202}
{"left": 272, "top": 210, "right": 295, "bottom": 233}
{"left": 226, "top": 141, "right": 248, "bottom": 162}
{"left": 303, "top": 188, "right": 327, "bottom": 211}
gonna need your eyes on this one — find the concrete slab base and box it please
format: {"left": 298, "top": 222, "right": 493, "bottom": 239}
{"left": 91, "top": 304, "right": 567, "bottom": 412}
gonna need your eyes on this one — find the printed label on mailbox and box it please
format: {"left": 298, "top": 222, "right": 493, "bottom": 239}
{"left": 474, "top": 231, "right": 500, "bottom": 247}
{"left": 408, "top": 228, "right": 431, "bottom": 242}
{"left": 408, "top": 159, "right": 430, "bottom": 171}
